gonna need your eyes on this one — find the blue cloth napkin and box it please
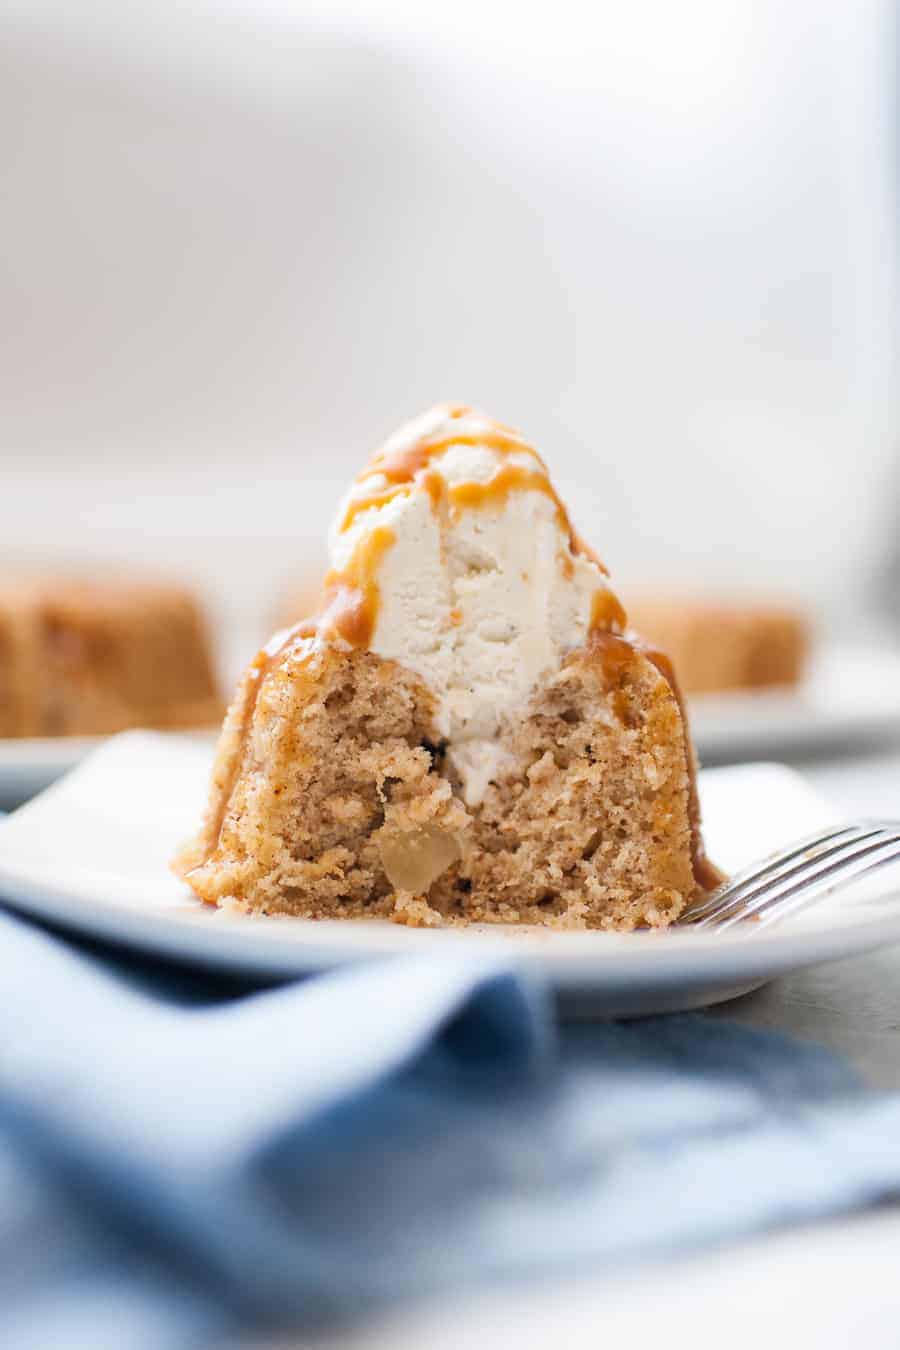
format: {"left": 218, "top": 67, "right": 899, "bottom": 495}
{"left": 3, "top": 905, "right": 900, "bottom": 1349}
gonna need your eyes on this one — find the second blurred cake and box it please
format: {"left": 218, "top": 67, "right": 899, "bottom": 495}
{"left": 625, "top": 594, "right": 809, "bottom": 696}
{"left": 0, "top": 574, "right": 222, "bottom": 738}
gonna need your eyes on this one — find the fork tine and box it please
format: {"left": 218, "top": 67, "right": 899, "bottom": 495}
{"left": 686, "top": 826, "right": 889, "bottom": 928}
{"left": 704, "top": 831, "right": 900, "bottom": 931}
{"left": 753, "top": 839, "right": 900, "bottom": 929}
{"left": 681, "top": 823, "right": 878, "bottom": 924}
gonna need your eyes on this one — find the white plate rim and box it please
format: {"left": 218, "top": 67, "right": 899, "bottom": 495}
{"left": 1, "top": 860, "right": 900, "bottom": 997}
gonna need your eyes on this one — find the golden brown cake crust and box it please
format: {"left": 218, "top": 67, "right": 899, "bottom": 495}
{"left": 0, "top": 573, "right": 222, "bottom": 737}
{"left": 177, "top": 626, "right": 714, "bottom": 931}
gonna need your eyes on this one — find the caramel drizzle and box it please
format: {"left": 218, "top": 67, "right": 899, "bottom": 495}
{"left": 320, "top": 525, "right": 396, "bottom": 649}
{"left": 339, "top": 404, "right": 608, "bottom": 575}
{"left": 590, "top": 587, "right": 628, "bottom": 634}
{"left": 447, "top": 462, "right": 568, "bottom": 534}
{"left": 587, "top": 629, "right": 723, "bottom": 894}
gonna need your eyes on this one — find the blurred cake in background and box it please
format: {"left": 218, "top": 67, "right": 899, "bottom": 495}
{"left": 0, "top": 574, "right": 222, "bottom": 738}
{"left": 625, "top": 594, "right": 810, "bottom": 696}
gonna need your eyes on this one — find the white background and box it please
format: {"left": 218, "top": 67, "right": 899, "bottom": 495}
{"left": 2, "top": 0, "right": 897, "bottom": 657}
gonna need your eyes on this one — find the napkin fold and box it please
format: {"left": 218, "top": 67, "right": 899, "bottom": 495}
{"left": 2, "top": 905, "right": 900, "bottom": 1349}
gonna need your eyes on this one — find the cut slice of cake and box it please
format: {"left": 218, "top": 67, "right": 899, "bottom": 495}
{"left": 178, "top": 405, "right": 721, "bottom": 929}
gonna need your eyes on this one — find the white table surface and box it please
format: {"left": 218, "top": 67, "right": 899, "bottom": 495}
{"left": 265, "top": 745, "right": 900, "bottom": 1350}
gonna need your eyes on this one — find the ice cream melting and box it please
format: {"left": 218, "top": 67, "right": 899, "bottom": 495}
{"left": 323, "top": 404, "right": 626, "bottom": 805}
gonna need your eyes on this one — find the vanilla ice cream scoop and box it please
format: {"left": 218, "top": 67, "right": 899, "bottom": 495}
{"left": 321, "top": 404, "right": 626, "bottom": 804}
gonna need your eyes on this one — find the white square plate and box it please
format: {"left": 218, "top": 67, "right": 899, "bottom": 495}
{"left": 1, "top": 732, "right": 899, "bottom": 1016}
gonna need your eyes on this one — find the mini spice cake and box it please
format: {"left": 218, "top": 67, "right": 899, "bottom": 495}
{"left": 178, "top": 406, "right": 721, "bottom": 929}
{"left": 0, "top": 574, "right": 222, "bottom": 737}
{"left": 626, "top": 595, "right": 809, "bottom": 696}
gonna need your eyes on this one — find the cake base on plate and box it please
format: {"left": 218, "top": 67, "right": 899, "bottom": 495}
{"left": 178, "top": 627, "right": 716, "bottom": 931}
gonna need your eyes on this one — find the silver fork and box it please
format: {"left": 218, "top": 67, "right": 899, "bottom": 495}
{"left": 679, "top": 820, "right": 900, "bottom": 931}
